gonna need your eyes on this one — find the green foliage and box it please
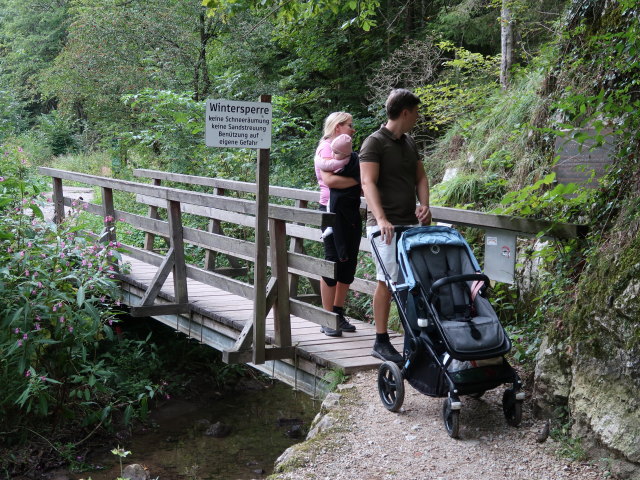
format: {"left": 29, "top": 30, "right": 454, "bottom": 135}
{"left": 322, "top": 368, "right": 348, "bottom": 391}
{"left": 0, "top": 0, "right": 69, "bottom": 113}
{"left": 415, "top": 41, "right": 500, "bottom": 135}
{"left": 121, "top": 89, "right": 206, "bottom": 174}
{"left": 431, "top": 172, "right": 506, "bottom": 209}
{"left": 36, "top": 111, "right": 78, "bottom": 156}
{"left": 0, "top": 89, "right": 28, "bottom": 141}
{"left": 493, "top": 172, "right": 594, "bottom": 222}
{"left": 41, "top": 0, "right": 215, "bottom": 127}
{"left": 0, "top": 144, "right": 164, "bottom": 444}
{"left": 203, "top": 0, "right": 381, "bottom": 31}
{"left": 550, "top": 406, "right": 588, "bottom": 461}
{"left": 428, "top": 0, "right": 501, "bottom": 53}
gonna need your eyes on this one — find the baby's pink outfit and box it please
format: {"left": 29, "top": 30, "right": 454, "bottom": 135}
{"left": 314, "top": 134, "right": 353, "bottom": 207}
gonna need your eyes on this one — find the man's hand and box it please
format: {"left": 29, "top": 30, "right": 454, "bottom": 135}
{"left": 416, "top": 205, "right": 432, "bottom": 225}
{"left": 377, "top": 219, "right": 395, "bottom": 245}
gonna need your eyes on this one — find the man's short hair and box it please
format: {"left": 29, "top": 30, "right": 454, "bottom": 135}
{"left": 385, "top": 88, "right": 421, "bottom": 120}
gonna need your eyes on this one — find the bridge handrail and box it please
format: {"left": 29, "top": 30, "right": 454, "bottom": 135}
{"left": 39, "top": 167, "right": 331, "bottom": 227}
{"left": 132, "top": 168, "right": 587, "bottom": 239}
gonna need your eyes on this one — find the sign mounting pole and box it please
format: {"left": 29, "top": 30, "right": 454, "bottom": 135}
{"left": 251, "top": 94, "right": 271, "bottom": 365}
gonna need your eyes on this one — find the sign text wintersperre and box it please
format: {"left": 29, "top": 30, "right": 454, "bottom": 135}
{"left": 205, "top": 99, "right": 272, "bottom": 149}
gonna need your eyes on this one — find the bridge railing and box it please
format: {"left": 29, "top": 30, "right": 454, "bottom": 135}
{"left": 39, "top": 167, "right": 586, "bottom": 367}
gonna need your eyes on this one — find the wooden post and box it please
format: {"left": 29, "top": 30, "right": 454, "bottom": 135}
{"left": 144, "top": 178, "right": 162, "bottom": 251}
{"left": 269, "top": 217, "right": 291, "bottom": 347}
{"left": 288, "top": 199, "right": 305, "bottom": 298}
{"left": 204, "top": 186, "right": 225, "bottom": 270}
{"left": 252, "top": 94, "right": 272, "bottom": 365}
{"left": 52, "top": 177, "right": 65, "bottom": 225}
{"left": 101, "top": 187, "right": 116, "bottom": 244}
{"left": 167, "top": 199, "right": 189, "bottom": 306}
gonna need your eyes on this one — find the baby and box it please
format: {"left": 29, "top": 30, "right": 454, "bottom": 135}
{"left": 316, "top": 134, "right": 353, "bottom": 174}
{"left": 316, "top": 134, "right": 356, "bottom": 240}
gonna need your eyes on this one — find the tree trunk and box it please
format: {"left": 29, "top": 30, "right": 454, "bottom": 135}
{"left": 194, "top": 9, "right": 213, "bottom": 101}
{"left": 500, "top": 0, "right": 513, "bottom": 89}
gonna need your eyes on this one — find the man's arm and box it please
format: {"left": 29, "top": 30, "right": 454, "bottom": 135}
{"left": 415, "top": 161, "right": 431, "bottom": 225}
{"left": 361, "top": 161, "right": 394, "bottom": 244}
{"left": 320, "top": 170, "right": 358, "bottom": 189}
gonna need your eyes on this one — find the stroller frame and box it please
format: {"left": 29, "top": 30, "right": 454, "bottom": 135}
{"left": 371, "top": 226, "right": 524, "bottom": 438}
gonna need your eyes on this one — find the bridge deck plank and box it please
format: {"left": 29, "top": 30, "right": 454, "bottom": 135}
{"left": 119, "top": 255, "right": 402, "bottom": 374}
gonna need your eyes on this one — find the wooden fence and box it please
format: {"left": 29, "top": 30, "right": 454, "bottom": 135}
{"left": 39, "top": 167, "right": 586, "bottom": 368}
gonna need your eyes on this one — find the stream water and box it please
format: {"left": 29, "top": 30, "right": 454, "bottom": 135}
{"left": 73, "top": 379, "right": 318, "bottom": 480}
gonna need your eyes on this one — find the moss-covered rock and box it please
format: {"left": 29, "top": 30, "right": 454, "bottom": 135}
{"left": 535, "top": 218, "right": 640, "bottom": 472}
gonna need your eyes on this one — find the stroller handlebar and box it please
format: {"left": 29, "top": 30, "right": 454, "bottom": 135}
{"left": 369, "top": 225, "right": 415, "bottom": 240}
{"left": 429, "top": 273, "right": 490, "bottom": 295}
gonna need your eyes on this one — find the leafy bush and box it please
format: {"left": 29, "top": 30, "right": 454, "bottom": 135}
{"left": 36, "top": 110, "right": 78, "bottom": 156}
{"left": 0, "top": 144, "right": 164, "bottom": 447}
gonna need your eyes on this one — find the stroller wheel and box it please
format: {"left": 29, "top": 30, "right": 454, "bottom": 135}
{"left": 377, "top": 361, "right": 404, "bottom": 412}
{"left": 442, "top": 397, "right": 460, "bottom": 438}
{"left": 502, "top": 389, "right": 523, "bottom": 427}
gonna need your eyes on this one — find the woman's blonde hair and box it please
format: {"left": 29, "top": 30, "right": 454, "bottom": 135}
{"left": 322, "top": 112, "right": 352, "bottom": 139}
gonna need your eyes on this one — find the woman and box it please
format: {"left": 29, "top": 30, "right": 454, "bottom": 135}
{"left": 314, "top": 112, "right": 363, "bottom": 337}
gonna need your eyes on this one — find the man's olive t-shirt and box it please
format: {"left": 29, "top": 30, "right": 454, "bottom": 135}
{"left": 359, "top": 126, "right": 419, "bottom": 226}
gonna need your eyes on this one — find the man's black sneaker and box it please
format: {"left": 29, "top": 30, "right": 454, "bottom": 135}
{"left": 321, "top": 325, "right": 342, "bottom": 337}
{"left": 371, "top": 340, "right": 403, "bottom": 364}
{"left": 338, "top": 313, "right": 356, "bottom": 332}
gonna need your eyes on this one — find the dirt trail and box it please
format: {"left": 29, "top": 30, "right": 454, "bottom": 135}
{"left": 272, "top": 369, "right": 606, "bottom": 480}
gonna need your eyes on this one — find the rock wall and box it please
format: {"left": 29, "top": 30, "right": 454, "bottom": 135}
{"left": 534, "top": 221, "right": 640, "bottom": 478}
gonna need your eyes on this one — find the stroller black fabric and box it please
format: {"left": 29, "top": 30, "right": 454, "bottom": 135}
{"left": 397, "top": 226, "right": 510, "bottom": 360}
{"left": 408, "top": 245, "right": 505, "bottom": 355}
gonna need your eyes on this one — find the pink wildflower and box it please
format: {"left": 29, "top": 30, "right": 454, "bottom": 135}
{"left": 35, "top": 323, "right": 41, "bottom": 330}
{"left": 17, "top": 340, "right": 23, "bottom": 347}
{"left": 59, "top": 316, "right": 65, "bottom": 323}
{"left": 14, "top": 328, "right": 20, "bottom": 334}
{"left": 25, "top": 370, "right": 31, "bottom": 377}
{"left": 68, "top": 326, "right": 73, "bottom": 333}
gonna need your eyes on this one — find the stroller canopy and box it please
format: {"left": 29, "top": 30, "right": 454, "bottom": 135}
{"left": 397, "top": 226, "right": 482, "bottom": 290}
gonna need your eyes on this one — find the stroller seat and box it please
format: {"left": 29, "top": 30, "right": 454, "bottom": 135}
{"left": 408, "top": 243, "right": 509, "bottom": 359}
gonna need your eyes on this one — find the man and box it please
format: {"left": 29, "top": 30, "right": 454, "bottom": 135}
{"left": 360, "top": 88, "right": 431, "bottom": 363}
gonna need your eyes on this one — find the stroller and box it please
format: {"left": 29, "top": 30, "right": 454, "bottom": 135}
{"left": 371, "top": 225, "right": 524, "bottom": 438}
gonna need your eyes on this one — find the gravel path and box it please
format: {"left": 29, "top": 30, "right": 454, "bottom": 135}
{"left": 272, "top": 370, "right": 606, "bottom": 480}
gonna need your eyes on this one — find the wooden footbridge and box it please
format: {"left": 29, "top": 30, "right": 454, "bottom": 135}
{"left": 38, "top": 166, "right": 585, "bottom": 397}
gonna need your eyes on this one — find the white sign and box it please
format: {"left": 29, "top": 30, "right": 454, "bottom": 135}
{"left": 484, "top": 229, "right": 517, "bottom": 284}
{"left": 205, "top": 99, "right": 272, "bottom": 149}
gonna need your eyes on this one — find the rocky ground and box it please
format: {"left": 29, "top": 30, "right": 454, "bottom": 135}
{"left": 271, "top": 369, "right": 608, "bottom": 480}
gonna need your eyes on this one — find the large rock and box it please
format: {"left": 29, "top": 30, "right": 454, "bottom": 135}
{"left": 533, "top": 336, "right": 572, "bottom": 417}
{"left": 534, "top": 229, "right": 640, "bottom": 475}
{"left": 122, "top": 464, "right": 150, "bottom": 480}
